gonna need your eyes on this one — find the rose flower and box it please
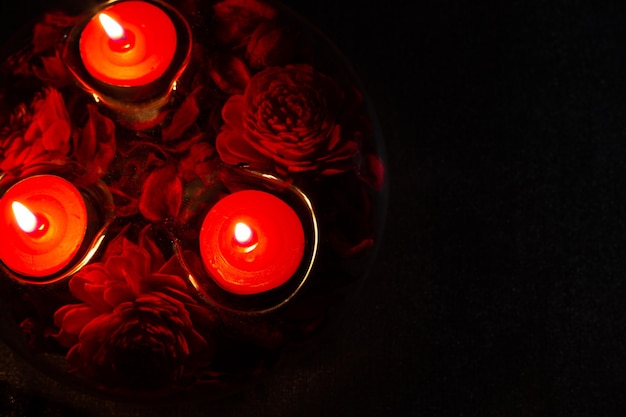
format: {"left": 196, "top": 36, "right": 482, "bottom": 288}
{"left": 54, "top": 228, "right": 216, "bottom": 390}
{"left": 216, "top": 64, "right": 360, "bottom": 176}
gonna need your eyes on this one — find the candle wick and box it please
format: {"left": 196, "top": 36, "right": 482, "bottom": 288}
{"left": 99, "top": 13, "right": 136, "bottom": 52}
{"left": 29, "top": 217, "right": 49, "bottom": 238}
{"left": 108, "top": 31, "right": 136, "bottom": 53}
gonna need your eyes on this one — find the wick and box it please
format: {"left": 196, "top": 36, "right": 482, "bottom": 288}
{"left": 99, "top": 13, "right": 135, "bottom": 52}
{"left": 108, "top": 30, "right": 136, "bottom": 53}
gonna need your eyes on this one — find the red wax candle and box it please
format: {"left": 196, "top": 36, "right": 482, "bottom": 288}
{"left": 0, "top": 175, "right": 88, "bottom": 278}
{"left": 199, "top": 190, "right": 305, "bottom": 295}
{"left": 79, "top": 1, "right": 177, "bottom": 86}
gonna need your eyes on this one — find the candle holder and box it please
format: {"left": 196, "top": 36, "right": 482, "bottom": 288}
{"left": 0, "top": 0, "right": 387, "bottom": 402}
{"left": 0, "top": 167, "right": 115, "bottom": 283}
{"left": 62, "top": 0, "right": 192, "bottom": 125}
{"left": 173, "top": 166, "right": 319, "bottom": 313}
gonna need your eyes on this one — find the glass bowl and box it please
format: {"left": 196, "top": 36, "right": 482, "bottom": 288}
{"left": 0, "top": 0, "right": 386, "bottom": 401}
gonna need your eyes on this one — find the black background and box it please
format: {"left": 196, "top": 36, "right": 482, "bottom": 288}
{"left": 1, "top": 0, "right": 626, "bottom": 416}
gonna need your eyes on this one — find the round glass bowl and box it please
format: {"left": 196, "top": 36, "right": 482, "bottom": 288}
{"left": 0, "top": 0, "right": 386, "bottom": 401}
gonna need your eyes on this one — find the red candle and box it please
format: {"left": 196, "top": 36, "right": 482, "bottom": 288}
{"left": 199, "top": 190, "right": 305, "bottom": 295}
{"left": 79, "top": 1, "right": 177, "bottom": 87}
{"left": 0, "top": 175, "right": 88, "bottom": 278}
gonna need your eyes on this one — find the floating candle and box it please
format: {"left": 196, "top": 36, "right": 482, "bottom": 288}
{"left": 0, "top": 175, "right": 88, "bottom": 278}
{"left": 199, "top": 190, "right": 305, "bottom": 295}
{"left": 79, "top": 1, "right": 177, "bottom": 87}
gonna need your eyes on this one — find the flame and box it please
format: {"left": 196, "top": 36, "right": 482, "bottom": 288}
{"left": 12, "top": 201, "right": 40, "bottom": 234}
{"left": 234, "top": 222, "right": 253, "bottom": 245}
{"left": 98, "top": 13, "right": 125, "bottom": 40}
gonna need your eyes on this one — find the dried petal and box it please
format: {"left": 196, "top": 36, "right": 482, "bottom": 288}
{"left": 161, "top": 87, "right": 202, "bottom": 141}
{"left": 138, "top": 163, "right": 183, "bottom": 222}
{"left": 208, "top": 52, "right": 251, "bottom": 95}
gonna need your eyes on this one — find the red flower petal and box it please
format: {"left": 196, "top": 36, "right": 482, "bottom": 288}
{"left": 103, "top": 283, "right": 136, "bottom": 307}
{"left": 161, "top": 87, "right": 201, "bottom": 142}
{"left": 57, "top": 305, "right": 101, "bottom": 335}
{"left": 246, "top": 22, "right": 293, "bottom": 68}
{"left": 214, "top": 64, "right": 358, "bottom": 176}
{"left": 32, "top": 12, "right": 78, "bottom": 54}
{"left": 33, "top": 56, "right": 74, "bottom": 87}
{"left": 137, "top": 226, "right": 166, "bottom": 273}
{"left": 69, "top": 266, "right": 113, "bottom": 309}
{"left": 208, "top": 52, "right": 251, "bottom": 95}
{"left": 74, "top": 104, "right": 116, "bottom": 184}
{"left": 216, "top": 96, "right": 268, "bottom": 165}
{"left": 78, "top": 312, "right": 120, "bottom": 344}
{"left": 54, "top": 304, "right": 77, "bottom": 327}
{"left": 144, "top": 273, "right": 188, "bottom": 293}
{"left": 138, "top": 163, "right": 183, "bottom": 222}
{"left": 221, "top": 95, "right": 245, "bottom": 127}
{"left": 213, "top": 0, "right": 276, "bottom": 20}
{"left": 100, "top": 228, "right": 130, "bottom": 260}
{"left": 179, "top": 141, "right": 217, "bottom": 182}
{"left": 37, "top": 88, "right": 70, "bottom": 129}
{"left": 212, "top": 0, "right": 276, "bottom": 45}
{"left": 41, "top": 119, "right": 70, "bottom": 151}
{"left": 216, "top": 128, "right": 267, "bottom": 165}
{"left": 359, "top": 153, "right": 385, "bottom": 191}
{"left": 105, "top": 254, "right": 146, "bottom": 296}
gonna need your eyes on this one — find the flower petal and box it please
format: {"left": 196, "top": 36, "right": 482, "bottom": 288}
{"left": 208, "top": 52, "right": 251, "bottom": 95}
{"left": 138, "top": 163, "right": 183, "bottom": 222}
{"left": 103, "top": 283, "right": 135, "bottom": 307}
{"left": 162, "top": 87, "right": 202, "bottom": 142}
{"left": 57, "top": 304, "right": 101, "bottom": 335}
{"left": 41, "top": 119, "right": 70, "bottom": 151}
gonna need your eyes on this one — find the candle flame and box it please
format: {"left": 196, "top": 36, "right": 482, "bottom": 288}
{"left": 234, "top": 222, "right": 254, "bottom": 245}
{"left": 12, "top": 201, "right": 41, "bottom": 234}
{"left": 98, "top": 13, "right": 125, "bottom": 40}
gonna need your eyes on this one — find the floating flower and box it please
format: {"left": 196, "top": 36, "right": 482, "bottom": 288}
{"left": 54, "top": 227, "right": 216, "bottom": 389}
{"left": 216, "top": 64, "right": 360, "bottom": 176}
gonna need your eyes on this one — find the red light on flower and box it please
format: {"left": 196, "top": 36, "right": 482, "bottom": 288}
{"left": 199, "top": 190, "right": 305, "bottom": 295}
{"left": 0, "top": 175, "right": 88, "bottom": 278}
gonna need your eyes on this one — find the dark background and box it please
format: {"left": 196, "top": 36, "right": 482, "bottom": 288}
{"left": 1, "top": 0, "right": 626, "bottom": 416}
